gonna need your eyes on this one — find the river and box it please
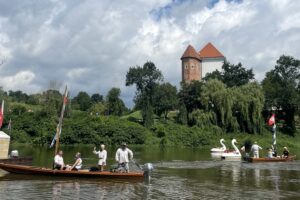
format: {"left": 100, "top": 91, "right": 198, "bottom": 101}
{"left": 0, "top": 145, "right": 299, "bottom": 199}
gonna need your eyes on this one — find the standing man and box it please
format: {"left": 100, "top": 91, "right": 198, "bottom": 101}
{"left": 251, "top": 142, "right": 262, "bottom": 158}
{"left": 115, "top": 142, "right": 133, "bottom": 173}
{"left": 54, "top": 150, "right": 66, "bottom": 170}
{"left": 93, "top": 144, "right": 107, "bottom": 171}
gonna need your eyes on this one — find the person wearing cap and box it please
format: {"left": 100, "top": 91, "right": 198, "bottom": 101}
{"left": 251, "top": 141, "right": 262, "bottom": 158}
{"left": 93, "top": 144, "right": 107, "bottom": 171}
{"left": 115, "top": 142, "right": 133, "bottom": 173}
{"left": 282, "top": 147, "right": 289, "bottom": 158}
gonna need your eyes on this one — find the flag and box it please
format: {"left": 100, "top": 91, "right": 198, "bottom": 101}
{"left": 268, "top": 114, "right": 275, "bottom": 126}
{"left": 0, "top": 100, "right": 4, "bottom": 128}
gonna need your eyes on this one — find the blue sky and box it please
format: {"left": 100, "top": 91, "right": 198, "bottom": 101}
{"left": 0, "top": 0, "right": 299, "bottom": 107}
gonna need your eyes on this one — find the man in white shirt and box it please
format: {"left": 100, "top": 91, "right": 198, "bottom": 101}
{"left": 93, "top": 144, "right": 107, "bottom": 171}
{"left": 54, "top": 150, "right": 66, "bottom": 170}
{"left": 115, "top": 142, "right": 133, "bottom": 173}
{"left": 251, "top": 142, "right": 262, "bottom": 158}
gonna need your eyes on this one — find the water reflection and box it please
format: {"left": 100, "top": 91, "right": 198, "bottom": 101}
{"left": 0, "top": 145, "right": 299, "bottom": 199}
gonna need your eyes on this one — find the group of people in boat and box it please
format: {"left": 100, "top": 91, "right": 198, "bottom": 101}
{"left": 241, "top": 141, "right": 290, "bottom": 159}
{"left": 54, "top": 142, "right": 133, "bottom": 172}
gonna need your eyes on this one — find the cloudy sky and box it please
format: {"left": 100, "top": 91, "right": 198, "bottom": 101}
{"left": 0, "top": 0, "right": 299, "bottom": 107}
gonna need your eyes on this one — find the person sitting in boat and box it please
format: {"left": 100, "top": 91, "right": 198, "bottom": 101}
{"left": 68, "top": 152, "right": 82, "bottom": 171}
{"left": 93, "top": 144, "right": 107, "bottom": 171}
{"left": 54, "top": 150, "right": 66, "bottom": 170}
{"left": 282, "top": 147, "right": 289, "bottom": 158}
{"left": 267, "top": 148, "right": 273, "bottom": 158}
{"left": 115, "top": 142, "right": 133, "bottom": 173}
{"left": 251, "top": 142, "right": 262, "bottom": 158}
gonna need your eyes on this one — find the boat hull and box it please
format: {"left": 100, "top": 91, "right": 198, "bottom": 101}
{"left": 246, "top": 156, "right": 296, "bottom": 163}
{"left": 0, "top": 163, "right": 144, "bottom": 179}
{"left": 221, "top": 156, "right": 241, "bottom": 161}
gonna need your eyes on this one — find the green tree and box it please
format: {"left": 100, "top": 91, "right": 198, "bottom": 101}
{"left": 178, "top": 81, "right": 203, "bottom": 113}
{"left": 41, "top": 90, "right": 62, "bottom": 116}
{"left": 204, "top": 61, "right": 254, "bottom": 87}
{"left": 177, "top": 103, "right": 188, "bottom": 125}
{"left": 73, "top": 91, "right": 92, "bottom": 111}
{"left": 106, "top": 88, "right": 126, "bottom": 116}
{"left": 91, "top": 93, "right": 103, "bottom": 103}
{"left": 89, "top": 103, "right": 106, "bottom": 116}
{"left": 153, "top": 83, "right": 178, "bottom": 118}
{"left": 262, "top": 55, "right": 300, "bottom": 135}
{"left": 126, "top": 61, "right": 163, "bottom": 127}
{"left": 200, "top": 80, "right": 264, "bottom": 133}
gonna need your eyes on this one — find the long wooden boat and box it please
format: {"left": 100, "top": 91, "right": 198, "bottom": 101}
{"left": 0, "top": 163, "right": 144, "bottom": 179}
{"left": 0, "top": 157, "right": 33, "bottom": 165}
{"left": 246, "top": 156, "right": 296, "bottom": 163}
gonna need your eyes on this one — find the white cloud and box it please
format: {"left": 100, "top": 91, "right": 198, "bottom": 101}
{"left": 67, "top": 68, "right": 90, "bottom": 79}
{"left": 0, "top": 70, "right": 40, "bottom": 93}
{"left": 0, "top": 0, "right": 300, "bottom": 107}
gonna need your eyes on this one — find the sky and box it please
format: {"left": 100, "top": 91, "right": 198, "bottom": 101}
{"left": 0, "top": 0, "right": 300, "bottom": 107}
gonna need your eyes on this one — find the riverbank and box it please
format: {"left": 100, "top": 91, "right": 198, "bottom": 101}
{"left": 3, "top": 107, "right": 298, "bottom": 149}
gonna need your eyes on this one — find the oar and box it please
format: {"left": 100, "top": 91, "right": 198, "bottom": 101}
{"left": 131, "top": 159, "right": 143, "bottom": 170}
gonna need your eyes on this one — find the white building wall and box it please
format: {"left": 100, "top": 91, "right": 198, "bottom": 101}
{"left": 201, "top": 58, "right": 225, "bottom": 78}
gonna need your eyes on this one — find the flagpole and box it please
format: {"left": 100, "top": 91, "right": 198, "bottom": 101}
{"left": 55, "top": 85, "right": 68, "bottom": 155}
{"left": 0, "top": 100, "right": 4, "bottom": 129}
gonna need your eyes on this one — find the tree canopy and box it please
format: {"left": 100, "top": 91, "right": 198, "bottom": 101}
{"left": 106, "top": 88, "right": 126, "bottom": 116}
{"left": 262, "top": 55, "right": 300, "bottom": 135}
{"left": 204, "top": 61, "right": 254, "bottom": 87}
{"left": 126, "top": 61, "right": 163, "bottom": 127}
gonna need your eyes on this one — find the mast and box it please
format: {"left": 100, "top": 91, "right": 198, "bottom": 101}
{"left": 55, "top": 85, "right": 68, "bottom": 155}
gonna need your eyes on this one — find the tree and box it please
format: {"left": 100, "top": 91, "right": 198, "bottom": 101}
{"left": 8, "top": 90, "right": 29, "bottom": 102}
{"left": 200, "top": 79, "right": 264, "bottom": 133}
{"left": 106, "top": 88, "right": 126, "bottom": 116}
{"left": 178, "top": 81, "right": 203, "bottom": 113}
{"left": 153, "top": 83, "right": 178, "bottom": 118}
{"left": 73, "top": 91, "right": 92, "bottom": 111}
{"left": 177, "top": 103, "right": 188, "bottom": 125}
{"left": 41, "top": 89, "right": 62, "bottom": 116}
{"left": 262, "top": 55, "right": 300, "bottom": 135}
{"left": 126, "top": 61, "right": 163, "bottom": 127}
{"left": 89, "top": 103, "right": 106, "bottom": 116}
{"left": 91, "top": 93, "right": 103, "bottom": 103}
{"left": 204, "top": 61, "right": 255, "bottom": 87}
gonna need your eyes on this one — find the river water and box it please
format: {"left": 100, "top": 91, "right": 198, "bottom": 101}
{"left": 0, "top": 145, "right": 299, "bottom": 199}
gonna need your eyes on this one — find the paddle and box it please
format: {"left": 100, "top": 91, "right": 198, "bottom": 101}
{"left": 131, "top": 159, "right": 143, "bottom": 170}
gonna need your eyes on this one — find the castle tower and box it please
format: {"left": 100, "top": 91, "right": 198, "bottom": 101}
{"left": 181, "top": 45, "right": 202, "bottom": 83}
{"left": 199, "top": 42, "right": 225, "bottom": 78}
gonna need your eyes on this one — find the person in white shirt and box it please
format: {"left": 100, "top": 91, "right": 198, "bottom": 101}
{"left": 251, "top": 142, "right": 262, "bottom": 158}
{"left": 115, "top": 142, "right": 133, "bottom": 173}
{"left": 93, "top": 144, "right": 107, "bottom": 171}
{"left": 68, "top": 152, "right": 82, "bottom": 171}
{"left": 54, "top": 150, "right": 66, "bottom": 170}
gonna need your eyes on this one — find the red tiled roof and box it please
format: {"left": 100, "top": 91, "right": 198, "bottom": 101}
{"left": 199, "top": 42, "right": 224, "bottom": 58}
{"left": 181, "top": 45, "right": 201, "bottom": 61}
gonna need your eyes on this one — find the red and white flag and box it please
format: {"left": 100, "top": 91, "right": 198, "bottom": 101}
{"left": 0, "top": 100, "right": 4, "bottom": 128}
{"left": 268, "top": 114, "right": 275, "bottom": 126}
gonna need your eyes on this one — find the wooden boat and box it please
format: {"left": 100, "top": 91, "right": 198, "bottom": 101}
{"left": 0, "top": 163, "right": 144, "bottom": 179}
{"left": 0, "top": 157, "right": 33, "bottom": 165}
{"left": 246, "top": 156, "right": 296, "bottom": 163}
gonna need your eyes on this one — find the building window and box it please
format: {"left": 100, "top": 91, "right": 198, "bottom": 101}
{"left": 191, "top": 65, "right": 194, "bottom": 69}
{"left": 185, "top": 65, "right": 188, "bottom": 69}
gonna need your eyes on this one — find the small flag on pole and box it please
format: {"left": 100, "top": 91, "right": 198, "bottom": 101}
{"left": 0, "top": 100, "right": 4, "bottom": 128}
{"left": 268, "top": 114, "right": 275, "bottom": 126}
